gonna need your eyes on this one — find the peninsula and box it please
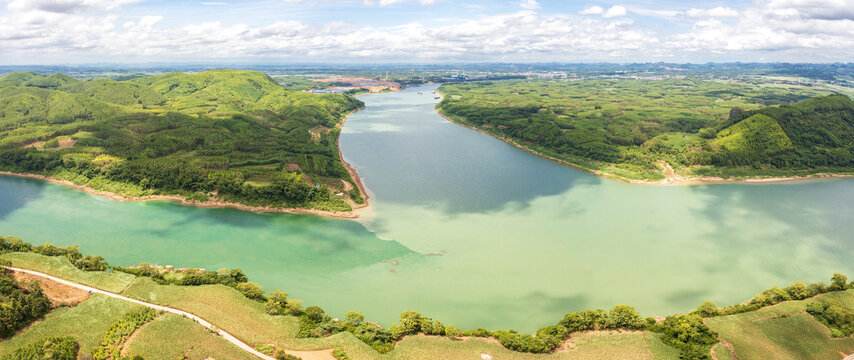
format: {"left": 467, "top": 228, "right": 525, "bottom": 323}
{"left": 0, "top": 70, "right": 368, "bottom": 217}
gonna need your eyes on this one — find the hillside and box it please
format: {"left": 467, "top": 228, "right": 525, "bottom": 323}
{"left": 0, "top": 70, "right": 366, "bottom": 214}
{"left": 4, "top": 236, "right": 854, "bottom": 360}
{"left": 436, "top": 79, "right": 854, "bottom": 181}
{"left": 698, "top": 94, "right": 854, "bottom": 169}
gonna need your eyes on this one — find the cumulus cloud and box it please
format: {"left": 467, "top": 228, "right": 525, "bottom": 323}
{"left": 520, "top": 0, "right": 540, "bottom": 10}
{"left": 0, "top": 0, "right": 852, "bottom": 63}
{"left": 579, "top": 5, "right": 626, "bottom": 18}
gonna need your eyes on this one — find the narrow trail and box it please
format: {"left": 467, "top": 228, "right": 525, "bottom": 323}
{"left": 6, "top": 266, "right": 334, "bottom": 360}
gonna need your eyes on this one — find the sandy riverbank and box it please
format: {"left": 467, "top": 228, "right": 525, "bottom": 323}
{"left": 336, "top": 107, "right": 371, "bottom": 211}
{"left": 432, "top": 90, "right": 854, "bottom": 186}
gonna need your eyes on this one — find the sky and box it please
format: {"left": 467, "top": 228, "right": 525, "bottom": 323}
{"left": 0, "top": 0, "right": 852, "bottom": 64}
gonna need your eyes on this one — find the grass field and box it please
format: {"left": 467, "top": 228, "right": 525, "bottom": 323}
{"left": 125, "top": 314, "right": 258, "bottom": 360}
{"left": 705, "top": 294, "right": 854, "bottom": 360}
{"left": 1, "top": 251, "right": 135, "bottom": 292}
{"left": 6, "top": 252, "right": 854, "bottom": 360}
{"left": 0, "top": 294, "right": 141, "bottom": 356}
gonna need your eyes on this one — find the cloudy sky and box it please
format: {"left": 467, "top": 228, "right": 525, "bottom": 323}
{"left": 1, "top": 0, "right": 852, "bottom": 64}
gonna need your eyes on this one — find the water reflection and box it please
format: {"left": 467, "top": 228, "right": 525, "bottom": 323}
{"left": 0, "top": 176, "right": 46, "bottom": 220}
{"left": 342, "top": 85, "right": 601, "bottom": 216}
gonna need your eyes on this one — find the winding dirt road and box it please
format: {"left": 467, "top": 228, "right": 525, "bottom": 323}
{"left": 6, "top": 266, "right": 334, "bottom": 360}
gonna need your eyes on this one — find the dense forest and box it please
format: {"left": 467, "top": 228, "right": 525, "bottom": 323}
{"left": 0, "top": 268, "right": 51, "bottom": 338}
{"left": 437, "top": 79, "right": 854, "bottom": 181}
{"left": 0, "top": 70, "right": 365, "bottom": 212}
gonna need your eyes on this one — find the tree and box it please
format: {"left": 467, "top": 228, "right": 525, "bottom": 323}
{"left": 235, "top": 282, "right": 265, "bottom": 301}
{"left": 444, "top": 324, "right": 461, "bottom": 337}
{"left": 785, "top": 281, "right": 809, "bottom": 300}
{"left": 304, "top": 306, "right": 326, "bottom": 323}
{"left": 265, "top": 290, "right": 289, "bottom": 315}
{"left": 344, "top": 311, "right": 365, "bottom": 326}
{"left": 609, "top": 305, "right": 644, "bottom": 329}
{"left": 694, "top": 301, "right": 719, "bottom": 317}
{"left": 831, "top": 273, "right": 848, "bottom": 291}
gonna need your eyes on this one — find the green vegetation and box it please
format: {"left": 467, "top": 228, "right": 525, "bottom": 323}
{"left": 91, "top": 308, "right": 157, "bottom": 359}
{"left": 125, "top": 314, "right": 257, "bottom": 360}
{"left": 6, "top": 235, "right": 854, "bottom": 359}
{"left": 0, "top": 295, "right": 141, "bottom": 356}
{"left": 0, "top": 70, "right": 365, "bottom": 212}
{"left": 0, "top": 268, "right": 51, "bottom": 338}
{"left": 0, "top": 336, "right": 78, "bottom": 360}
{"left": 437, "top": 79, "right": 854, "bottom": 181}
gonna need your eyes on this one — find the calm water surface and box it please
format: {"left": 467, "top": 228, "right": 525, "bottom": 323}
{"left": 1, "top": 84, "right": 853, "bottom": 332}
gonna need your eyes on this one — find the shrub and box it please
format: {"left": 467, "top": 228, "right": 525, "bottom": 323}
{"left": 274, "top": 350, "right": 301, "bottom": 360}
{"left": 1, "top": 336, "right": 79, "bottom": 360}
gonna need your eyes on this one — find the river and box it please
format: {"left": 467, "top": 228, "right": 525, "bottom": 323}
{"left": 1, "top": 84, "right": 853, "bottom": 332}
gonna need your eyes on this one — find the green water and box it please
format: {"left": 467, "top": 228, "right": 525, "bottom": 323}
{"left": 2, "top": 84, "right": 854, "bottom": 332}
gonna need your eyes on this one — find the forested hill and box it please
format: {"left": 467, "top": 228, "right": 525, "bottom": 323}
{"left": 0, "top": 70, "right": 366, "bottom": 213}
{"left": 436, "top": 79, "right": 853, "bottom": 181}
{"left": 698, "top": 94, "right": 854, "bottom": 169}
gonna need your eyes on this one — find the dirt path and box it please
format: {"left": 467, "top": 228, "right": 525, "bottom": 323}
{"left": 5, "top": 266, "right": 335, "bottom": 360}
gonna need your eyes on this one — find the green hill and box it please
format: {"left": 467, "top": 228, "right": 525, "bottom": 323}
{"left": 714, "top": 114, "right": 793, "bottom": 154}
{"left": 0, "top": 70, "right": 365, "bottom": 213}
{"left": 701, "top": 94, "right": 854, "bottom": 169}
{"left": 437, "top": 79, "right": 854, "bottom": 181}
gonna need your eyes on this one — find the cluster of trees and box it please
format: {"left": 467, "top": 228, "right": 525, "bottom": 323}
{"left": 0, "top": 269, "right": 52, "bottom": 338}
{"left": 0, "top": 236, "right": 109, "bottom": 271}
{"left": 806, "top": 301, "right": 854, "bottom": 337}
{"left": 91, "top": 308, "right": 156, "bottom": 360}
{"left": 691, "top": 273, "right": 853, "bottom": 318}
{"left": 0, "top": 336, "right": 79, "bottom": 360}
{"left": 116, "top": 264, "right": 266, "bottom": 301}
{"left": 0, "top": 70, "right": 365, "bottom": 212}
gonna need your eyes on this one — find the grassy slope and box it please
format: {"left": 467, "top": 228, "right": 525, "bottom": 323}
{"left": 705, "top": 291, "right": 854, "bottom": 360}
{"left": 7, "top": 252, "right": 854, "bottom": 359}
{"left": 0, "top": 294, "right": 141, "bottom": 356}
{"left": 0, "top": 252, "right": 678, "bottom": 360}
{"left": 126, "top": 314, "right": 258, "bottom": 360}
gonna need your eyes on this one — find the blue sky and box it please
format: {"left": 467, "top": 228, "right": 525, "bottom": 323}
{"left": 1, "top": 0, "right": 852, "bottom": 64}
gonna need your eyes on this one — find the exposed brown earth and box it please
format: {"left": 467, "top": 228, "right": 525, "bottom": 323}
{"left": 11, "top": 270, "right": 90, "bottom": 307}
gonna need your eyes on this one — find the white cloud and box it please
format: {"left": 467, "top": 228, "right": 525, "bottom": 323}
{"left": 764, "top": 0, "right": 854, "bottom": 20}
{"left": 1, "top": 0, "right": 852, "bottom": 63}
{"left": 520, "top": 0, "right": 540, "bottom": 10}
{"left": 686, "top": 7, "right": 739, "bottom": 18}
{"left": 578, "top": 5, "right": 604, "bottom": 16}
{"left": 579, "top": 5, "right": 626, "bottom": 18}
{"left": 6, "top": 0, "right": 140, "bottom": 13}
{"left": 603, "top": 5, "right": 626, "bottom": 18}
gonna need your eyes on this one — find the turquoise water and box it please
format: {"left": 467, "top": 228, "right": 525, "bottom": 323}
{"left": 2, "top": 84, "right": 854, "bottom": 332}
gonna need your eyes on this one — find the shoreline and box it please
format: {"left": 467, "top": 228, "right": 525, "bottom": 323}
{"left": 336, "top": 107, "right": 371, "bottom": 212}
{"left": 0, "top": 171, "right": 361, "bottom": 219}
{"left": 0, "top": 109, "right": 373, "bottom": 220}
{"left": 432, "top": 90, "right": 854, "bottom": 186}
